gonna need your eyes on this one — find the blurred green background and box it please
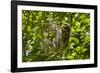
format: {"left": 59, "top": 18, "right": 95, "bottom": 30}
{"left": 22, "top": 10, "right": 90, "bottom": 62}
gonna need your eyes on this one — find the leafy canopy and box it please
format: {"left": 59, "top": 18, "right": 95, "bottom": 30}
{"left": 22, "top": 10, "right": 90, "bottom": 62}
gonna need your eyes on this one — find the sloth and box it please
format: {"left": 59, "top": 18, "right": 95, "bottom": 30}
{"left": 51, "top": 23, "right": 71, "bottom": 49}
{"left": 42, "top": 22, "right": 71, "bottom": 54}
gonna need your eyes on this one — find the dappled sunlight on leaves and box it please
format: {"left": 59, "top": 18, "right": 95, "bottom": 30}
{"left": 22, "top": 10, "right": 90, "bottom": 62}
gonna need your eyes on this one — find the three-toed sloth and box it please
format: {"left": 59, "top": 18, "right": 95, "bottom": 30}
{"left": 47, "top": 23, "right": 71, "bottom": 49}
{"left": 42, "top": 23, "right": 71, "bottom": 54}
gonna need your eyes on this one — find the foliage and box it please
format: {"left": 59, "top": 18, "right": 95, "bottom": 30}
{"left": 22, "top": 10, "right": 90, "bottom": 62}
